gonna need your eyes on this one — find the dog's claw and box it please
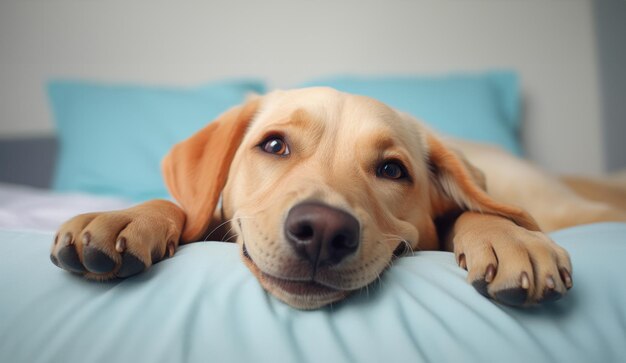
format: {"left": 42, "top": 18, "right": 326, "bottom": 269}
{"left": 560, "top": 268, "right": 573, "bottom": 289}
{"left": 539, "top": 287, "right": 562, "bottom": 303}
{"left": 458, "top": 253, "right": 467, "bottom": 270}
{"left": 520, "top": 272, "right": 530, "bottom": 290}
{"left": 62, "top": 233, "right": 73, "bottom": 246}
{"left": 485, "top": 264, "right": 496, "bottom": 283}
{"left": 537, "top": 275, "right": 561, "bottom": 302}
{"left": 115, "top": 237, "right": 126, "bottom": 253}
{"left": 82, "top": 232, "right": 91, "bottom": 246}
{"left": 471, "top": 264, "right": 497, "bottom": 299}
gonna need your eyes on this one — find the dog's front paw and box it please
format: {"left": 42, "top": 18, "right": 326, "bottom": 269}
{"left": 453, "top": 214, "right": 573, "bottom": 306}
{"left": 50, "top": 200, "right": 185, "bottom": 280}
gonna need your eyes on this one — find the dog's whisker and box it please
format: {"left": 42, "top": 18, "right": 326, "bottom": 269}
{"left": 384, "top": 256, "right": 396, "bottom": 272}
{"left": 381, "top": 233, "right": 419, "bottom": 256}
{"left": 223, "top": 231, "right": 240, "bottom": 243}
{"left": 204, "top": 219, "right": 236, "bottom": 241}
{"left": 203, "top": 216, "right": 256, "bottom": 242}
{"left": 402, "top": 239, "right": 416, "bottom": 254}
{"left": 376, "top": 273, "right": 384, "bottom": 291}
{"left": 378, "top": 234, "right": 415, "bottom": 259}
{"left": 220, "top": 225, "right": 236, "bottom": 241}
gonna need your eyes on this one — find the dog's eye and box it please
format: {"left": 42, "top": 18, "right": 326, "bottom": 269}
{"left": 377, "top": 161, "right": 408, "bottom": 180}
{"left": 260, "top": 136, "right": 290, "bottom": 156}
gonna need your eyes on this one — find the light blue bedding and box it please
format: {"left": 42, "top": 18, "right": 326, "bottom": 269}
{"left": 1, "top": 223, "right": 625, "bottom": 363}
{"left": 48, "top": 79, "right": 266, "bottom": 201}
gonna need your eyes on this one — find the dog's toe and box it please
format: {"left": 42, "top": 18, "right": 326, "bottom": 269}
{"left": 57, "top": 241, "right": 87, "bottom": 273}
{"left": 538, "top": 286, "right": 563, "bottom": 303}
{"left": 470, "top": 263, "right": 496, "bottom": 297}
{"left": 491, "top": 272, "right": 530, "bottom": 306}
{"left": 117, "top": 252, "right": 146, "bottom": 278}
{"left": 82, "top": 245, "right": 116, "bottom": 273}
{"left": 494, "top": 287, "right": 529, "bottom": 306}
{"left": 534, "top": 273, "right": 566, "bottom": 304}
{"left": 50, "top": 253, "right": 60, "bottom": 267}
{"left": 471, "top": 278, "right": 490, "bottom": 298}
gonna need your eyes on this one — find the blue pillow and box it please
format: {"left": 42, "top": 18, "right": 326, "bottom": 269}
{"left": 300, "top": 71, "right": 522, "bottom": 155}
{"left": 48, "top": 79, "right": 266, "bottom": 201}
{"left": 1, "top": 223, "right": 625, "bottom": 362}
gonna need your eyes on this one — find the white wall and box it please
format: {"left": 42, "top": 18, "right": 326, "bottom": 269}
{"left": 594, "top": 0, "right": 626, "bottom": 172}
{"left": 0, "top": 0, "right": 604, "bottom": 174}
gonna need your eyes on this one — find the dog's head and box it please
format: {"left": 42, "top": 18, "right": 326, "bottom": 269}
{"left": 163, "top": 87, "right": 537, "bottom": 309}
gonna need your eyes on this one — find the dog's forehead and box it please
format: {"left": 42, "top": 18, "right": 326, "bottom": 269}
{"left": 251, "top": 87, "right": 415, "bottom": 138}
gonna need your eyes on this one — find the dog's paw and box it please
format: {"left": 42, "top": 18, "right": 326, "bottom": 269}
{"left": 50, "top": 200, "right": 185, "bottom": 280}
{"left": 453, "top": 216, "right": 573, "bottom": 306}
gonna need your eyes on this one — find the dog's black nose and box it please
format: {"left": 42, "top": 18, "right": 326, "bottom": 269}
{"left": 285, "top": 202, "right": 360, "bottom": 266}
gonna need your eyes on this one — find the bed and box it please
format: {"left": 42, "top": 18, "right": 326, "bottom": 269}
{"left": 1, "top": 73, "right": 625, "bottom": 363}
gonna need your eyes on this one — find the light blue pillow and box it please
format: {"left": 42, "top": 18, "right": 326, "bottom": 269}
{"left": 300, "top": 71, "right": 522, "bottom": 155}
{"left": 48, "top": 79, "right": 266, "bottom": 201}
{"left": 1, "top": 223, "right": 625, "bottom": 363}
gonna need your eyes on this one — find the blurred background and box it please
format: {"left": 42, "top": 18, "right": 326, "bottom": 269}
{"left": 0, "top": 0, "right": 625, "bottom": 190}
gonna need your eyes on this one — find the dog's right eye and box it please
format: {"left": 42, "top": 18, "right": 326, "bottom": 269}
{"left": 259, "top": 136, "right": 290, "bottom": 156}
{"left": 376, "top": 160, "right": 410, "bottom": 181}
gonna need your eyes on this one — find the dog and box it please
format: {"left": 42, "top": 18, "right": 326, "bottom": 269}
{"left": 50, "top": 87, "right": 626, "bottom": 309}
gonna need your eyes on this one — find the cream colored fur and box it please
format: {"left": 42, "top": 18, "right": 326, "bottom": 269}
{"left": 51, "top": 88, "right": 625, "bottom": 309}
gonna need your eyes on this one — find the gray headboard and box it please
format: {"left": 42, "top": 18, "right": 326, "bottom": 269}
{"left": 0, "top": 136, "right": 57, "bottom": 188}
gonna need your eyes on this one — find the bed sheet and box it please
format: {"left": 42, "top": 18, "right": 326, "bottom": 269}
{"left": 0, "top": 183, "right": 134, "bottom": 231}
{"left": 1, "top": 223, "right": 625, "bottom": 363}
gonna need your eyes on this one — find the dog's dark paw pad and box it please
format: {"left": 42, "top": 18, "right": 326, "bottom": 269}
{"left": 539, "top": 288, "right": 563, "bottom": 303}
{"left": 471, "top": 279, "right": 490, "bottom": 298}
{"left": 57, "top": 244, "right": 86, "bottom": 273}
{"left": 149, "top": 242, "right": 172, "bottom": 264}
{"left": 82, "top": 246, "right": 116, "bottom": 273}
{"left": 116, "top": 252, "right": 146, "bottom": 278}
{"left": 494, "top": 287, "right": 528, "bottom": 306}
{"left": 50, "top": 254, "right": 60, "bottom": 267}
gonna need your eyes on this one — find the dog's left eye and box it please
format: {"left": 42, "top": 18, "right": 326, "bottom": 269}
{"left": 377, "top": 161, "right": 408, "bottom": 180}
{"left": 260, "top": 136, "right": 290, "bottom": 156}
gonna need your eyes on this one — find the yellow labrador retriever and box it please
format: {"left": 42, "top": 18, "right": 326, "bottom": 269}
{"left": 50, "top": 88, "right": 626, "bottom": 309}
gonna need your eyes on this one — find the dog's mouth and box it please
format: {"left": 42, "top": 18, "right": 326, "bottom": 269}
{"left": 241, "top": 244, "right": 349, "bottom": 308}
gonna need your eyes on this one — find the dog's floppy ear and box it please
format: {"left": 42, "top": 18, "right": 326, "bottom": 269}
{"left": 425, "top": 132, "right": 541, "bottom": 231}
{"left": 162, "top": 98, "right": 260, "bottom": 242}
